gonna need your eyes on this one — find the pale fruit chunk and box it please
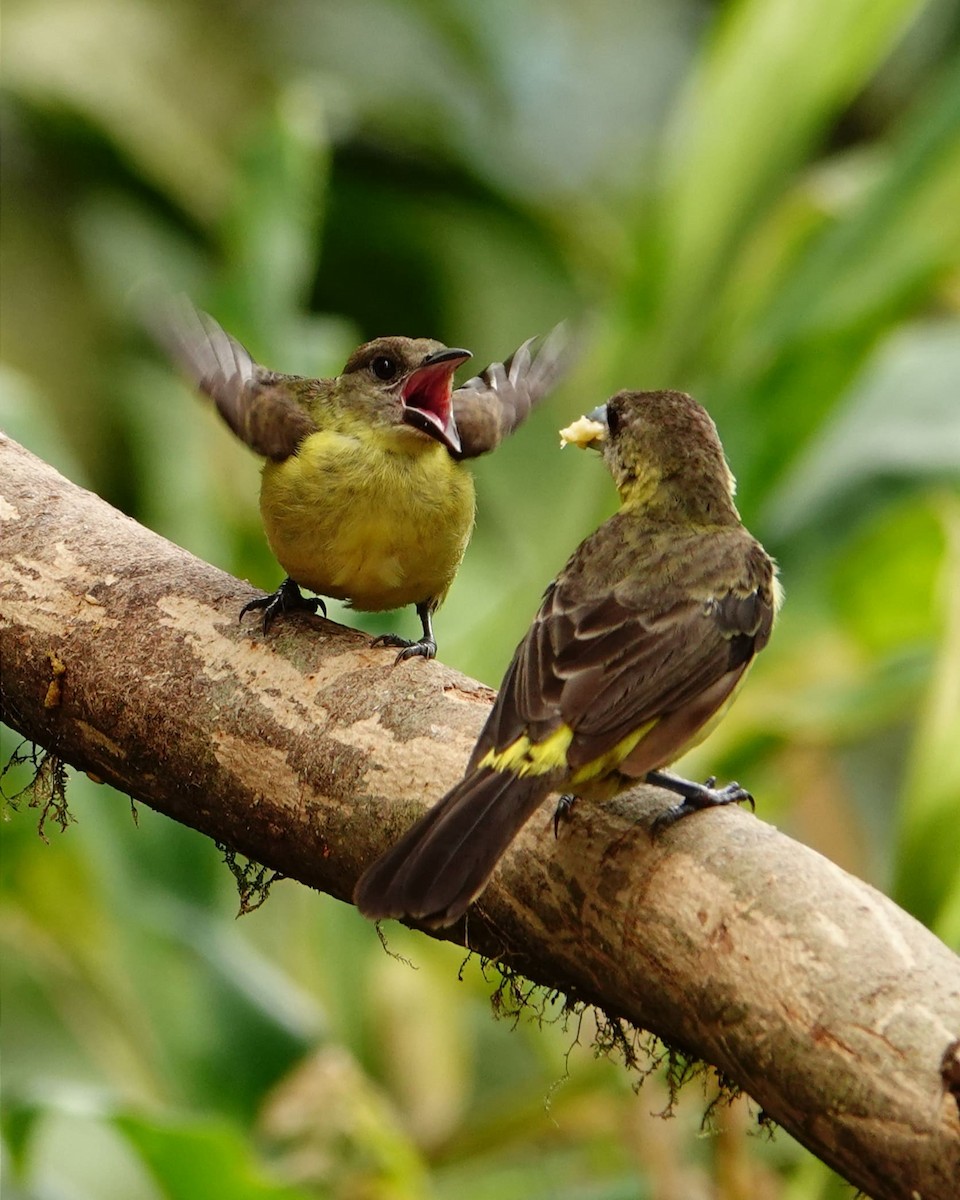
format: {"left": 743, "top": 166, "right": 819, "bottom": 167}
{"left": 559, "top": 414, "right": 606, "bottom": 448}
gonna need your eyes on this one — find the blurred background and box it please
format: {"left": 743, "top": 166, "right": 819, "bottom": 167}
{"left": 2, "top": 0, "right": 959, "bottom": 1196}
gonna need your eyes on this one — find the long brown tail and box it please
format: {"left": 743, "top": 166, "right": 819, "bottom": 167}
{"left": 353, "top": 768, "right": 550, "bottom": 928}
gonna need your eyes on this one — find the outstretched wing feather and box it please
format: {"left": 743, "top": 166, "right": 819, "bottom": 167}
{"left": 155, "top": 297, "right": 317, "bottom": 460}
{"left": 452, "top": 323, "right": 574, "bottom": 458}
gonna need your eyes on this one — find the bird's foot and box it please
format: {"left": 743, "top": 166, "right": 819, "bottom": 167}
{"left": 240, "top": 578, "right": 325, "bottom": 634}
{"left": 553, "top": 794, "right": 578, "bottom": 838}
{"left": 371, "top": 633, "right": 437, "bottom": 664}
{"left": 647, "top": 770, "right": 754, "bottom": 836}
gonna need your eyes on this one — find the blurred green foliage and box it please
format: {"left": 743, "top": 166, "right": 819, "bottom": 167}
{"left": 2, "top": 0, "right": 959, "bottom": 1196}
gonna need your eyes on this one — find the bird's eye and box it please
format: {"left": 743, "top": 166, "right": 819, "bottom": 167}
{"left": 606, "top": 405, "right": 621, "bottom": 437}
{"left": 370, "top": 355, "right": 399, "bottom": 381}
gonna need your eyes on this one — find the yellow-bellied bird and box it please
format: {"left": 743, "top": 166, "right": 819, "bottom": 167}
{"left": 157, "top": 300, "right": 570, "bottom": 660}
{"left": 354, "top": 389, "right": 780, "bottom": 925}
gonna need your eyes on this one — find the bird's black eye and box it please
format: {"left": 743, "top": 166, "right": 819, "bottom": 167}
{"left": 606, "top": 404, "right": 621, "bottom": 437}
{"left": 370, "top": 355, "right": 399, "bottom": 381}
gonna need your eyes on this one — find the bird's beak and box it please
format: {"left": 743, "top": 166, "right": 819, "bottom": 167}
{"left": 402, "top": 347, "right": 472, "bottom": 455}
{"left": 559, "top": 404, "right": 608, "bottom": 450}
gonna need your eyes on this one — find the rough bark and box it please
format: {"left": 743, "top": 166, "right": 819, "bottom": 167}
{"left": 1, "top": 432, "right": 958, "bottom": 1200}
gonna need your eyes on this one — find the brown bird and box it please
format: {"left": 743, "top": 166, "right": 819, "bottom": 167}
{"left": 157, "top": 299, "right": 571, "bottom": 659}
{"left": 354, "top": 388, "right": 781, "bottom": 926}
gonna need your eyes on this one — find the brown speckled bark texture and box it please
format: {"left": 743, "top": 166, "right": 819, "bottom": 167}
{"left": 1, "top": 432, "right": 958, "bottom": 1200}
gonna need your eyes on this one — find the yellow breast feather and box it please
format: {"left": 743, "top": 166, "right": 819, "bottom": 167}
{"left": 260, "top": 428, "right": 475, "bottom": 612}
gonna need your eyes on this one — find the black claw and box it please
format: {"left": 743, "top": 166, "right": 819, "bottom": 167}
{"left": 372, "top": 600, "right": 438, "bottom": 664}
{"left": 396, "top": 638, "right": 436, "bottom": 663}
{"left": 553, "top": 793, "right": 578, "bottom": 838}
{"left": 646, "top": 770, "right": 754, "bottom": 837}
{"left": 239, "top": 578, "right": 324, "bottom": 634}
{"left": 371, "top": 633, "right": 437, "bottom": 664}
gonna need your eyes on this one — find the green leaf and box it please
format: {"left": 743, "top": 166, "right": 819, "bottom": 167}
{"left": 751, "top": 51, "right": 960, "bottom": 351}
{"left": 113, "top": 1112, "right": 312, "bottom": 1200}
{"left": 762, "top": 319, "right": 960, "bottom": 537}
{"left": 0, "top": 1099, "right": 44, "bottom": 1176}
{"left": 895, "top": 494, "right": 960, "bottom": 933}
{"left": 218, "top": 84, "right": 331, "bottom": 346}
{"left": 648, "top": 0, "right": 926, "bottom": 366}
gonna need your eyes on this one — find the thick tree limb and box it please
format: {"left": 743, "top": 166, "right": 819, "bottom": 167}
{"left": 1, "top": 432, "right": 958, "bottom": 1199}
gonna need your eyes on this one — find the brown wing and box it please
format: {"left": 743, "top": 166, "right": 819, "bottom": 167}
{"left": 470, "top": 515, "right": 776, "bottom": 774}
{"left": 451, "top": 322, "right": 574, "bottom": 459}
{"left": 155, "top": 297, "right": 317, "bottom": 461}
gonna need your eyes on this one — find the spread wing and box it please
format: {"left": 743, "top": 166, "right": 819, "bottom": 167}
{"left": 471, "top": 518, "right": 777, "bottom": 774}
{"left": 154, "top": 297, "right": 317, "bottom": 461}
{"left": 451, "top": 322, "right": 575, "bottom": 459}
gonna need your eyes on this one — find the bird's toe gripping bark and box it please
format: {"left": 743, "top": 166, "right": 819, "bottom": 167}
{"left": 371, "top": 633, "right": 438, "bottom": 664}
{"left": 647, "top": 769, "right": 754, "bottom": 835}
{"left": 372, "top": 600, "right": 438, "bottom": 665}
{"left": 240, "top": 577, "right": 326, "bottom": 634}
{"left": 553, "top": 793, "right": 578, "bottom": 838}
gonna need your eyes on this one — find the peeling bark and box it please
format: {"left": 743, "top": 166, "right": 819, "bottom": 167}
{"left": 1, "top": 432, "right": 958, "bottom": 1200}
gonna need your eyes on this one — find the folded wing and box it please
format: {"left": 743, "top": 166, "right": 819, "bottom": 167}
{"left": 473, "top": 523, "right": 776, "bottom": 774}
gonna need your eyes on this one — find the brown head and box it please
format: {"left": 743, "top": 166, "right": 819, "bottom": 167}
{"left": 338, "top": 336, "right": 472, "bottom": 454}
{"left": 563, "top": 389, "right": 740, "bottom": 523}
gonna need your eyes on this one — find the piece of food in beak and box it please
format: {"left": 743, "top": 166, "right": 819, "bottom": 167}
{"left": 559, "top": 413, "right": 607, "bottom": 449}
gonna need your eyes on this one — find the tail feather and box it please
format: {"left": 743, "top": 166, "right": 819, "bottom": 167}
{"left": 353, "top": 768, "right": 550, "bottom": 927}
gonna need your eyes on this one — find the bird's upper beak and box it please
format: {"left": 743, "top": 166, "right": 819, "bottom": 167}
{"left": 402, "top": 347, "right": 472, "bottom": 455}
{"left": 559, "top": 404, "right": 608, "bottom": 450}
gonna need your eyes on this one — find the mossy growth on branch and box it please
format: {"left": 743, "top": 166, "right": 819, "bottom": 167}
{"left": 1, "top": 739, "right": 73, "bottom": 840}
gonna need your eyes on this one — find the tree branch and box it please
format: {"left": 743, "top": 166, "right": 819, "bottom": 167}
{"left": 1, "top": 432, "right": 957, "bottom": 1199}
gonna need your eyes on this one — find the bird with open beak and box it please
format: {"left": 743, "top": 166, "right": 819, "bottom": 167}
{"left": 157, "top": 300, "right": 571, "bottom": 660}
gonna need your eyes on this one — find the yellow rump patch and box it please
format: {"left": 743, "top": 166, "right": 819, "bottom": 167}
{"left": 479, "top": 725, "right": 574, "bottom": 776}
{"left": 478, "top": 718, "right": 659, "bottom": 783}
